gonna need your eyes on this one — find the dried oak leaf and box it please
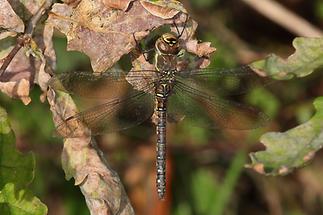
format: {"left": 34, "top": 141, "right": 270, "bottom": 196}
{"left": 0, "top": 0, "right": 24, "bottom": 39}
{"left": 140, "top": 0, "right": 187, "bottom": 19}
{"left": 47, "top": 89, "right": 134, "bottom": 214}
{"left": 126, "top": 54, "right": 157, "bottom": 94}
{"left": 185, "top": 40, "right": 216, "bottom": 58}
{"left": 103, "top": 0, "right": 135, "bottom": 11}
{"left": 48, "top": 0, "right": 177, "bottom": 73}
{"left": 171, "top": 15, "right": 216, "bottom": 68}
{"left": 47, "top": 89, "right": 90, "bottom": 137}
{"left": 61, "top": 0, "right": 82, "bottom": 6}
{"left": 0, "top": 0, "right": 55, "bottom": 102}
{"left": 0, "top": 48, "right": 32, "bottom": 105}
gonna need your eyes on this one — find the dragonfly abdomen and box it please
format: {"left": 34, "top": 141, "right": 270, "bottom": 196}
{"left": 155, "top": 95, "right": 168, "bottom": 199}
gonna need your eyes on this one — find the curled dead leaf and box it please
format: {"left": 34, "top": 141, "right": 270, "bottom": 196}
{"left": 185, "top": 40, "right": 216, "bottom": 58}
{"left": 0, "top": 48, "right": 32, "bottom": 104}
{"left": 49, "top": 0, "right": 177, "bottom": 73}
{"left": 126, "top": 54, "right": 157, "bottom": 93}
{"left": 0, "top": 79, "right": 31, "bottom": 105}
{"left": 47, "top": 89, "right": 91, "bottom": 138}
{"left": 61, "top": 136, "right": 134, "bottom": 214}
{"left": 140, "top": 0, "right": 187, "bottom": 19}
{"left": 103, "top": 0, "right": 135, "bottom": 11}
{"left": 0, "top": 0, "right": 56, "bottom": 103}
{"left": 61, "top": 0, "right": 82, "bottom": 6}
{"left": 0, "top": 0, "right": 24, "bottom": 37}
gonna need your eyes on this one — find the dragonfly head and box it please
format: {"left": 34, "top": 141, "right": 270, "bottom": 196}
{"left": 155, "top": 33, "right": 180, "bottom": 55}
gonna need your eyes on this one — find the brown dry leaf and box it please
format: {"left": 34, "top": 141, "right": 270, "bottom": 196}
{"left": 103, "top": 0, "right": 135, "bottom": 11}
{"left": 126, "top": 54, "right": 157, "bottom": 94}
{"left": 0, "top": 0, "right": 55, "bottom": 102}
{"left": 185, "top": 40, "right": 216, "bottom": 58}
{"left": 0, "top": 48, "right": 32, "bottom": 104}
{"left": 62, "top": 0, "right": 81, "bottom": 6}
{"left": 47, "top": 89, "right": 90, "bottom": 137}
{"left": 0, "top": 0, "right": 24, "bottom": 39}
{"left": 172, "top": 15, "right": 216, "bottom": 67}
{"left": 0, "top": 79, "right": 31, "bottom": 105}
{"left": 47, "top": 89, "right": 134, "bottom": 214}
{"left": 140, "top": 0, "right": 187, "bottom": 19}
{"left": 48, "top": 0, "right": 178, "bottom": 73}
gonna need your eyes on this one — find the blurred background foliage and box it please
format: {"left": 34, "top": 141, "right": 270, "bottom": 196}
{"left": 1, "top": 0, "right": 323, "bottom": 214}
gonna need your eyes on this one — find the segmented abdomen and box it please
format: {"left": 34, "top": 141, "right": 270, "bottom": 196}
{"left": 156, "top": 108, "right": 167, "bottom": 199}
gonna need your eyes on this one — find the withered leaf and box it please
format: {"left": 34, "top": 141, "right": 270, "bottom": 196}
{"left": 140, "top": 0, "right": 187, "bottom": 19}
{"left": 0, "top": 0, "right": 24, "bottom": 39}
{"left": 127, "top": 54, "right": 157, "bottom": 94}
{"left": 61, "top": 0, "right": 82, "bottom": 6}
{"left": 0, "top": 48, "right": 32, "bottom": 105}
{"left": 47, "top": 89, "right": 134, "bottom": 214}
{"left": 47, "top": 89, "right": 91, "bottom": 137}
{"left": 103, "top": 0, "right": 135, "bottom": 11}
{"left": 0, "top": 0, "right": 55, "bottom": 102}
{"left": 48, "top": 0, "right": 180, "bottom": 73}
{"left": 185, "top": 40, "right": 216, "bottom": 58}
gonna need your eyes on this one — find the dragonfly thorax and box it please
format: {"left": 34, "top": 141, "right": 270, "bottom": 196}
{"left": 155, "top": 70, "right": 176, "bottom": 99}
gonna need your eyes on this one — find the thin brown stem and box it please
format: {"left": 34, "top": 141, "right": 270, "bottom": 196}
{"left": 242, "top": 0, "right": 323, "bottom": 37}
{"left": 0, "top": 34, "right": 32, "bottom": 77}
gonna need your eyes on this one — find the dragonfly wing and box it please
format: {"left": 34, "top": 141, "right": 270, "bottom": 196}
{"left": 176, "top": 65, "right": 273, "bottom": 96}
{"left": 49, "top": 69, "right": 158, "bottom": 99}
{"left": 56, "top": 87, "right": 155, "bottom": 137}
{"left": 169, "top": 79, "right": 270, "bottom": 130}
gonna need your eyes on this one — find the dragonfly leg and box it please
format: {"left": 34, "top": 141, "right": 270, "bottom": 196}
{"left": 132, "top": 32, "right": 154, "bottom": 62}
{"left": 173, "top": 13, "right": 189, "bottom": 38}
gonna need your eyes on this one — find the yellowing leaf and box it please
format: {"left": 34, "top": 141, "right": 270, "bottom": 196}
{"left": 247, "top": 97, "right": 323, "bottom": 175}
{"left": 0, "top": 183, "right": 47, "bottom": 215}
{"left": 251, "top": 37, "right": 323, "bottom": 79}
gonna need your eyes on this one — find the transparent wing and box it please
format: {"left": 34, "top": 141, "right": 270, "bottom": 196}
{"left": 49, "top": 68, "right": 158, "bottom": 99}
{"left": 168, "top": 78, "right": 269, "bottom": 130}
{"left": 175, "top": 65, "right": 273, "bottom": 96}
{"left": 56, "top": 86, "right": 155, "bottom": 137}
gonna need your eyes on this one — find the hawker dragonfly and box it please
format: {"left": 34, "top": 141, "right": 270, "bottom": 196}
{"left": 49, "top": 30, "right": 271, "bottom": 199}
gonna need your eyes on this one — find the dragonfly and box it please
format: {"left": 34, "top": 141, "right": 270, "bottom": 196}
{"left": 49, "top": 28, "right": 271, "bottom": 199}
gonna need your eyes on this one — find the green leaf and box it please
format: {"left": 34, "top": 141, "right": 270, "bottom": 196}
{"left": 247, "top": 97, "right": 323, "bottom": 175}
{"left": 250, "top": 37, "right": 323, "bottom": 78}
{"left": 0, "top": 183, "right": 47, "bottom": 215}
{"left": 0, "top": 107, "right": 35, "bottom": 189}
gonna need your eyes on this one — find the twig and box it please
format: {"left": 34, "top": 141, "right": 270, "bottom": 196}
{"left": 241, "top": 0, "right": 323, "bottom": 37}
{"left": 0, "top": 34, "right": 28, "bottom": 76}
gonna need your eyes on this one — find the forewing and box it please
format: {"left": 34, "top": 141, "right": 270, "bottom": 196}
{"left": 176, "top": 65, "right": 273, "bottom": 96}
{"left": 49, "top": 68, "right": 158, "bottom": 99}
